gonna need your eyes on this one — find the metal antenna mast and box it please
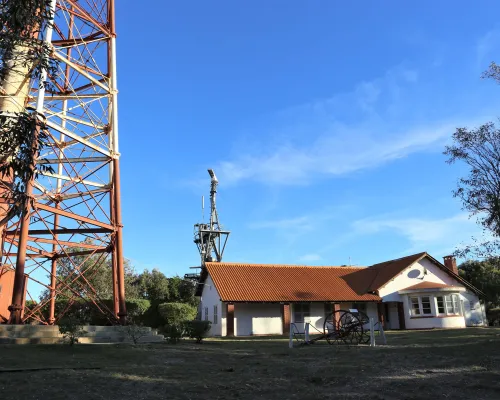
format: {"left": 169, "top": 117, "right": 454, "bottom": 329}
{"left": 1, "top": 0, "right": 127, "bottom": 325}
{"left": 193, "top": 169, "right": 230, "bottom": 265}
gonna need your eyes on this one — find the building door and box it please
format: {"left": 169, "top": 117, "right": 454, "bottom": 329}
{"left": 388, "top": 303, "right": 400, "bottom": 330}
{"left": 397, "top": 302, "right": 406, "bottom": 330}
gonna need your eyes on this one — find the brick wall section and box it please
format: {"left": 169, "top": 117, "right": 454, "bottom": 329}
{"left": 377, "top": 302, "right": 385, "bottom": 328}
{"left": 443, "top": 256, "right": 458, "bottom": 275}
{"left": 281, "top": 304, "right": 290, "bottom": 335}
{"left": 281, "top": 303, "right": 290, "bottom": 335}
{"left": 333, "top": 303, "right": 341, "bottom": 327}
{"left": 226, "top": 303, "right": 235, "bottom": 336}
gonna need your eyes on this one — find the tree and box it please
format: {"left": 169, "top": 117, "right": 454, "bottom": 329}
{"left": 136, "top": 269, "right": 170, "bottom": 303}
{"left": 41, "top": 240, "right": 140, "bottom": 301}
{"left": 167, "top": 275, "right": 197, "bottom": 306}
{"left": 168, "top": 275, "right": 182, "bottom": 302}
{"left": 178, "top": 279, "right": 197, "bottom": 306}
{"left": 459, "top": 258, "right": 500, "bottom": 310}
{"left": 445, "top": 62, "right": 500, "bottom": 257}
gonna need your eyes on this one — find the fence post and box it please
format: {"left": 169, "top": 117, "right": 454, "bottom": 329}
{"left": 370, "top": 318, "right": 375, "bottom": 347}
{"left": 305, "top": 323, "right": 310, "bottom": 344}
{"left": 289, "top": 323, "right": 294, "bottom": 348}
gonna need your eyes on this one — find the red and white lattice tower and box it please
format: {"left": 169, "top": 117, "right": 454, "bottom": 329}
{"left": 1, "top": 0, "right": 127, "bottom": 325}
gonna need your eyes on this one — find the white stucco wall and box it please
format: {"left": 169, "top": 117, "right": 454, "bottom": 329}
{"left": 221, "top": 302, "right": 227, "bottom": 336}
{"left": 291, "top": 303, "right": 325, "bottom": 333}
{"left": 234, "top": 303, "right": 282, "bottom": 336}
{"left": 344, "top": 302, "right": 379, "bottom": 321}
{"left": 340, "top": 302, "right": 379, "bottom": 331}
{"left": 200, "top": 274, "right": 223, "bottom": 336}
{"left": 461, "top": 291, "right": 487, "bottom": 327}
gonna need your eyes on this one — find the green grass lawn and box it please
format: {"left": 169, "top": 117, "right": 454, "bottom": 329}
{"left": 1, "top": 328, "right": 499, "bottom": 399}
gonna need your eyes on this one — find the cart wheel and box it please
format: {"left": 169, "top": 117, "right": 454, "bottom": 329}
{"left": 324, "top": 310, "right": 364, "bottom": 345}
{"left": 353, "top": 310, "right": 370, "bottom": 344}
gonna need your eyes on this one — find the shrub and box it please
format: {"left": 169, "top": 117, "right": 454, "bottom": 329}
{"left": 140, "top": 302, "right": 164, "bottom": 328}
{"left": 487, "top": 308, "right": 500, "bottom": 326}
{"left": 124, "top": 299, "right": 151, "bottom": 321}
{"left": 158, "top": 302, "right": 197, "bottom": 326}
{"left": 163, "top": 324, "right": 185, "bottom": 344}
{"left": 58, "top": 317, "right": 86, "bottom": 345}
{"left": 185, "top": 320, "right": 211, "bottom": 343}
{"left": 123, "top": 323, "right": 150, "bottom": 344}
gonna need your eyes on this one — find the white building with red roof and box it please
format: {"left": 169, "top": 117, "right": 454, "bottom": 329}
{"left": 196, "top": 252, "right": 487, "bottom": 336}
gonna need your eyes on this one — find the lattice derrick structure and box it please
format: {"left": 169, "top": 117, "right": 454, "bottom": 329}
{"left": 1, "top": 0, "right": 127, "bottom": 325}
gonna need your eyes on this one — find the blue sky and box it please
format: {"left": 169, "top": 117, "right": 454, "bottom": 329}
{"left": 115, "top": 1, "right": 500, "bottom": 274}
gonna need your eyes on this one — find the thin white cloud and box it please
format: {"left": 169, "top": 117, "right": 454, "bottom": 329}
{"left": 249, "top": 204, "right": 349, "bottom": 233}
{"left": 298, "top": 253, "right": 322, "bottom": 262}
{"left": 218, "top": 121, "right": 466, "bottom": 186}
{"left": 215, "top": 64, "right": 486, "bottom": 186}
{"left": 249, "top": 216, "right": 312, "bottom": 231}
{"left": 476, "top": 28, "right": 500, "bottom": 67}
{"left": 351, "top": 213, "right": 482, "bottom": 256}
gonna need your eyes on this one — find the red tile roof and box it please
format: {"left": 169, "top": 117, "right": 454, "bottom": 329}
{"left": 197, "top": 252, "right": 484, "bottom": 302}
{"left": 401, "top": 282, "right": 456, "bottom": 291}
{"left": 204, "top": 262, "right": 381, "bottom": 302}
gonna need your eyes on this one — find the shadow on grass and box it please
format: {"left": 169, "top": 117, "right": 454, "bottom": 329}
{"left": 0, "top": 328, "right": 499, "bottom": 399}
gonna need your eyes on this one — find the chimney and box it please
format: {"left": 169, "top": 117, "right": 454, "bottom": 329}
{"left": 443, "top": 256, "right": 458, "bottom": 275}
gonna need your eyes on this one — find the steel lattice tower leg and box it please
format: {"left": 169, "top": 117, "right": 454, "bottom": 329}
{"left": 1, "top": 0, "right": 127, "bottom": 325}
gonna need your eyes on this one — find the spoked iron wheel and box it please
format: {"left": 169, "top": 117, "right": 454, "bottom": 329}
{"left": 323, "top": 310, "right": 364, "bottom": 345}
{"left": 353, "top": 310, "right": 370, "bottom": 345}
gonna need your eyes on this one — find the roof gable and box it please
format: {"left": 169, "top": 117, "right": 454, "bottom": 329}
{"left": 421, "top": 253, "right": 484, "bottom": 296}
{"left": 342, "top": 252, "right": 426, "bottom": 295}
{"left": 343, "top": 252, "right": 484, "bottom": 296}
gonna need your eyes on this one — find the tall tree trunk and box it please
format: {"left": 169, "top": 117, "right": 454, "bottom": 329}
{"left": 0, "top": 45, "right": 33, "bottom": 230}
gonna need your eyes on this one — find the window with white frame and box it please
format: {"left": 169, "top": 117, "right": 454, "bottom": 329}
{"left": 409, "top": 296, "right": 433, "bottom": 316}
{"left": 436, "top": 294, "right": 461, "bottom": 315}
{"left": 204, "top": 306, "right": 209, "bottom": 321}
{"left": 421, "top": 296, "right": 432, "bottom": 314}
{"left": 213, "top": 305, "right": 218, "bottom": 324}
{"left": 453, "top": 295, "right": 460, "bottom": 314}
{"left": 437, "top": 296, "right": 445, "bottom": 314}
{"left": 410, "top": 297, "right": 420, "bottom": 316}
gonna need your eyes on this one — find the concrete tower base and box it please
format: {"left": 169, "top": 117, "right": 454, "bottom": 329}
{"left": 0, "top": 325, "right": 165, "bottom": 344}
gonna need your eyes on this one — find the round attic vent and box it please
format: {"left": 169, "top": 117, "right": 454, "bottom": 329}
{"left": 408, "top": 266, "right": 427, "bottom": 280}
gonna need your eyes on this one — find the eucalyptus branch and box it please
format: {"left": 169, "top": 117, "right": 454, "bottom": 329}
{"left": 445, "top": 119, "right": 500, "bottom": 256}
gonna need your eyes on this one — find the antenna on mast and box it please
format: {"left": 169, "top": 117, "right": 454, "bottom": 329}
{"left": 201, "top": 195, "right": 205, "bottom": 222}
{"left": 193, "top": 169, "right": 230, "bottom": 266}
